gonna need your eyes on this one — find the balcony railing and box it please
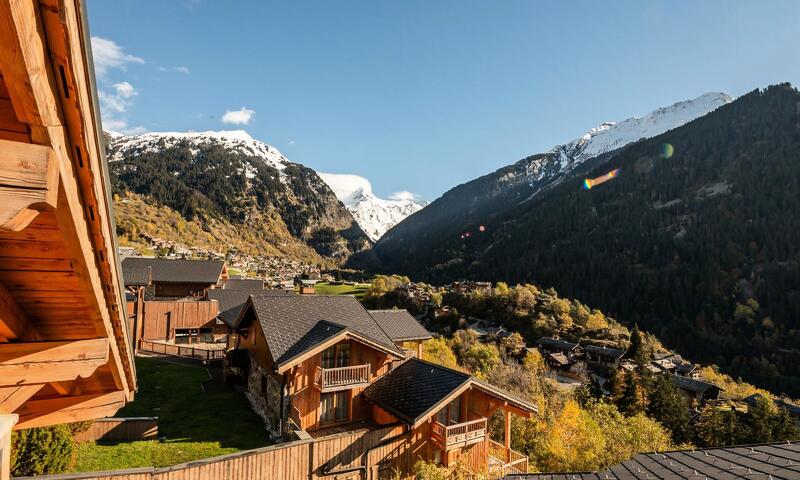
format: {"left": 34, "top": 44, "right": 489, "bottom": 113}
{"left": 488, "top": 439, "right": 528, "bottom": 475}
{"left": 314, "top": 364, "right": 371, "bottom": 392}
{"left": 431, "top": 417, "right": 487, "bottom": 450}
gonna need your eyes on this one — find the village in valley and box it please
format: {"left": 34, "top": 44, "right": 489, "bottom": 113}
{"left": 1, "top": 1, "right": 800, "bottom": 479}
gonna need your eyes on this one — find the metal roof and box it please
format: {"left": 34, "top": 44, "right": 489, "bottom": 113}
{"left": 503, "top": 441, "right": 800, "bottom": 479}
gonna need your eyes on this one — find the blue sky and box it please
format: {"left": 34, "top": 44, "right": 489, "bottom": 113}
{"left": 87, "top": 0, "right": 800, "bottom": 200}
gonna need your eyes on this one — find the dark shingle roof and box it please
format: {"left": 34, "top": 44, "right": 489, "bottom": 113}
{"left": 224, "top": 278, "right": 265, "bottom": 290}
{"left": 670, "top": 374, "right": 720, "bottom": 393}
{"left": 122, "top": 265, "right": 152, "bottom": 287}
{"left": 368, "top": 310, "right": 432, "bottom": 342}
{"left": 363, "top": 358, "right": 536, "bottom": 426}
{"left": 122, "top": 257, "right": 225, "bottom": 284}
{"left": 245, "top": 295, "right": 403, "bottom": 365}
{"left": 207, "top": 289, "right": 289, "bottom": 328}
{"left": 363, "top": 358, "right": 470, "bottom": 425}
{"left": 584, "top": 344, "right": 626, "bottom": 359}
{"left": 503, "top": 441, "right": 800, "bottom": 479}
{"left": 536, "top": 337, "right": 579, "bottom": 351}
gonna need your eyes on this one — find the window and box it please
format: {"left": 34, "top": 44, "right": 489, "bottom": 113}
{"left": 321, "top": 343, "right": 350, "bottom": 368}
{"left": 320, "top": 391, "right": 348, "bottom": 424}
{"left": 435, "top": 397, "right": 462, "bottom": 425}
{"left": 432, "top": 448, "right": 442, "bottom": 466}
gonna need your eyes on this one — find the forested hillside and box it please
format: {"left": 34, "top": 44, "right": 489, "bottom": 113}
{"left": 106, "top": 131, "right": 370, "bottom": 263}
{"left": 368, "top": 84, "right": 800, "bottom": 396}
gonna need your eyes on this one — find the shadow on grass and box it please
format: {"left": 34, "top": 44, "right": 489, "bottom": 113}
{"left": 116, "top": 357, "right": 271, "bottom": 450}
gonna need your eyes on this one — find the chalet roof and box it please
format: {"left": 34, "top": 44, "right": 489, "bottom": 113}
{"left": 502, "top": 441, "right": 800, "bottom": 479}
{"left": 122, "top": 265, "right": 152, "bottom": 287}
{"left": 121, "top": 257, "right": 225, "bottom": 284}
{"left": 368, "top": 310, "right": 432, "bottom": 342}
{"left": 583, "top": 344, "right": 626, "bottom": 359}
{"left": 536, "top": 337, "right": 579, "bottom": 351}
{"left": 363, "top": 358, "right": 535, "bottom": 427}
{"left": 240, "top": 294, "right": 403, "bottom": 366}
{"left": 207, "top": 289, "right": 289, "bottom": 328}
{"left": 547, "top": 352, "right": 570, "bottom": 366}
{"left": 223, "top": 278, "right": 265, "bottom": 290}
{"left": 671, "top": 374, "right": 721, "bottom": 394}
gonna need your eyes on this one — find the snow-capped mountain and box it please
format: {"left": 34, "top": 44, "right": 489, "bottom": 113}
{"left": 319, "top": 173, "right": 428, "bottom": 241}
{"left": 523, "top": 92, "right": 733, "bottom": 189}
{"left": 107, "top": 130, "right": 290, "bottom": 177}
{"left": 105, "top": 130, "right": 370, "bottom": 262}
{"left": 370, "top": 90, "right": 734, "bottom": 267}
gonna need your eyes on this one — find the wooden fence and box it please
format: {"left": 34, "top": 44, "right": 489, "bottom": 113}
{"left": 17, "top": 424, "right": 412, "bottom": 480}
{"left": 139, "top": 300, "right": 219, "bottom": 342}
{"left": 73, "top": 418, "right": 158, "bottom": 443}
{"left": 138, "top": 340, "right": 225, "bottom": 361}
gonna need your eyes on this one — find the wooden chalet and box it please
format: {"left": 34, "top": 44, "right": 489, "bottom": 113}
{"left": 583, "top": 344, "right": 626, "bottom": 369}
{"left": 0, "top": 0, "right": 136, "bottom": 477}
{"left": 121, "top": 257, "right": 228, "bottom": 299}
{"left": 228, "top": 294, "right": 535, "bottom": 475}
{"left": 671, "top": 374, "right": 722, "bottom": 408}
{"left": 367, "top": 309, "right": 432, "bottom": 359}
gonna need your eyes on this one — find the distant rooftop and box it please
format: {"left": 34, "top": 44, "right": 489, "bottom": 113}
{"left": 122, "top": 257, "right": 225, "bottom": 284}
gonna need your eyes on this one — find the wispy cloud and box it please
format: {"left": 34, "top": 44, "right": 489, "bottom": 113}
{"left": 389, "top": 190, "right": 422, "bottom": 201}
{"left": 99, "top": 81, "right": 138, "bottom": 113}
{"left": 174, "top": 66, "right": 191, "bottom": 74}
{"left": 91, "top": 37, "right": 146, "bottom": 135}
{"left": 287, "top": 139, "right": 296, "bottom": 146}
{"left": 222, "top": 107, "right": 255, "bottom": 125}
{"left": 91, "top": 37, "right": 144, "bottom": 77}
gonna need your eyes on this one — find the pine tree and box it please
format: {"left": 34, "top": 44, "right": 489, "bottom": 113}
{"left": 646, "top": 375, "right": 692, "bottom": 443}
{"left": 617, "top": 372, "right": 646, "bottom": 416}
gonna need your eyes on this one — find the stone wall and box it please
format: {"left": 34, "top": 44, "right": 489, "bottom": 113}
{"left": 245, "top": 356, "right": 282, "bottom": 434}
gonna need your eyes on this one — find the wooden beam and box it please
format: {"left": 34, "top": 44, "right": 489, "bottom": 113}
{"left": 0, "top": 384, "right": 43, "bottom": 413}
{"left": 0, "top": 281, "right": 28, "bottom": 340}
{"left": 0, "top": 140, "right": 59, "bottom": 231}
{"left": 504, "top": 409, "right": 511, "bottom": 451}
{"left": 0, "top": 338, "right": 108, "bottom": 386}
{"left": 14, "top": 390, "right": 125, "bottom": 429}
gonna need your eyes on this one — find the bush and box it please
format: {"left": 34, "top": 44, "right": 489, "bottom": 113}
{"left": 11, "top": 425, "right": 75, "bottom": 476}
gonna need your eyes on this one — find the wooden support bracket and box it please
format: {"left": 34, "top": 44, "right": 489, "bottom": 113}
{"left": 0, "top": 139, "right": 59, "bottom": 231}
{"left": 0, "top": 337, "right": 108, "bottom": 386}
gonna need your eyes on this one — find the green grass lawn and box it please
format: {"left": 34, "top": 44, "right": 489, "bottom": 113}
{"left": 70, "top": 357, "right": 270, "bottom": 472}
{"left": 314, "top": 281, "right": 368, "bottom": 298}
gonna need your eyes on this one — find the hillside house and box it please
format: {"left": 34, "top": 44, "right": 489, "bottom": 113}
{"left": 227, "top": 295, "right": 535, "bottom": 475}
{"left": 368, "top": 309, "right": 432, "bottom": 358}
{"left": 121, "top": 257, "right": 228, "bottom": 299}
{"left": 671, "top": 374, "right": 722, "bottom": 408}
{"left": 584, "top": 344, "right": 626, "bottom": 369}
{"left": 0, "top": 1, "right": 137, "bottom": 476}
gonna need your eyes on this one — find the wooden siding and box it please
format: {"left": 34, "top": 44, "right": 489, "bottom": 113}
{"left": 18, "top": 424, "right": 410, "bottom": 480}
{"left": 287, "top": 339, "right": 393, "bottom": 432}
{"left": 139, "top": 301, "right": 218, "bottom": 341}
{"left": 73, "top": 417, "right": 158, "bottom": 443}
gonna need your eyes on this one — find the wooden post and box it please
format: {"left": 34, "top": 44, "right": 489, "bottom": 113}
{"left": 0, "top": 414, "right": 18, "bottom": 480}
{"left": 504, "top": 409, "right": 511, "bottom": 459}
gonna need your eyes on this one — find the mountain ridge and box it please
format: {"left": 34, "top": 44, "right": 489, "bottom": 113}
{"left": 106, "top": 129, "right": 370, "bottom": 263}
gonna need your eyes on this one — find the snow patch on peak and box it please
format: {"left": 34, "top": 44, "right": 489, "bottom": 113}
{"left": 106, "top": 129, "right": 290, "bottom": 173}
{"left": 519, "top": 92, "right": 734, "bottom": 189}
{"left": 319, "top": 173, "right": 427, "bottom": 241}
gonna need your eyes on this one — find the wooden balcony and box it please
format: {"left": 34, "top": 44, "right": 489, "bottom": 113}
{"left": 314, "top": 364, "right": 371, "bottom": 392}
{"left": 488, "top": 439, "right": 529, "bottom": 475}
{"left": 431, "top": 417, "right": 487, "bottom": 450}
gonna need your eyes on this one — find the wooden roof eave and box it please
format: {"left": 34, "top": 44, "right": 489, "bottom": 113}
{"left": 0, "top": 0, "right": 135, "bottom": 401}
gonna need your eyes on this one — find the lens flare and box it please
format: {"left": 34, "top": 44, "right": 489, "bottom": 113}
{"left": 583, "top": 168, "right": 620, "bottom": 190}
{"left": 660, "top": 143, "right": 674, "bottom": 159}
{"left": 479, "top": 225, "right": 486, "bottom": 232}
